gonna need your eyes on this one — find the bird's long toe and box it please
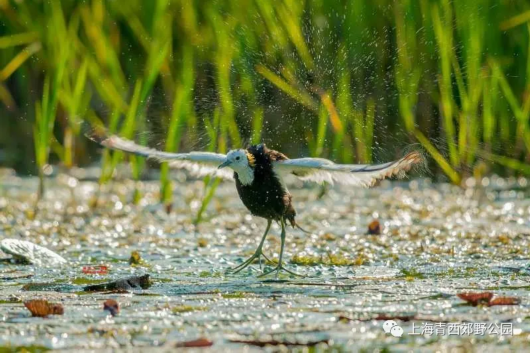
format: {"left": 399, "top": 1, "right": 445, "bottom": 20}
{"left": 228, "top": 250, "right": 271, "bottom": 274}
{"left": 258, "top": 264, "right": 304, "bottom": 278}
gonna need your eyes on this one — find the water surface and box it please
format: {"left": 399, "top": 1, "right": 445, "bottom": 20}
{"left": 1, "top": 172, "right": 529, "bottom": 351}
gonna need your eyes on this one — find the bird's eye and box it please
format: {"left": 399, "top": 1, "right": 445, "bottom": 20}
{"left": 236, "top": 156, "right": 240, "bottom": 161}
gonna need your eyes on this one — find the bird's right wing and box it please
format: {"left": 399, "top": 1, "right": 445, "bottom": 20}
{"left": 273, "top": 151, "right": 422, "bottom": 187}
{"left": 89, "top": 134, "right": 233, "bottom": 180}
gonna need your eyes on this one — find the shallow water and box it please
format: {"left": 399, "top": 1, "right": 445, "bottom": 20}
{"left": 1, "top": 171, "right": 530, "bottom": 351}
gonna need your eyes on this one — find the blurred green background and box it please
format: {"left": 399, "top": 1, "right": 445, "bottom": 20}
{"left": 1, "top": 0, "right": 530, "bottom": 188}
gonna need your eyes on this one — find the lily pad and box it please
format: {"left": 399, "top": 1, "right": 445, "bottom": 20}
{"left": 0, "top": 239, "right": 67, "bottom": 266}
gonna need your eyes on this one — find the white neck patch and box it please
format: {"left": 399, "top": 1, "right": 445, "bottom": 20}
{"left": 224, "top": 149, "right": 255, "bottom": 186}
{"left": 234, "top": 165, "right": 254, "bottom": 185}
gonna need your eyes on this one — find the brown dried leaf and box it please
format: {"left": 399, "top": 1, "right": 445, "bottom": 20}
{"left": 374, "top": 314, "right": 415, "bottom": 322}
{"left": 488, "top": 296, "right": 520, "bottom": 306}
{"left": 229, "top": 338, "right": 328, "bottom": 347}
{"left": 24, "top": 300, "right": 64, "bottom": 317}
{"left": 341, "top": 314, "right": 450, "bottom": 323}
{"left": 51, "top": 304, "right": 64, "bottom": 315}
{"left": 197, "top": 238, "right": 208, "bottom": 248}
{"left": 457, "top": 292, "right": 494, "bottom": 306}
{"left": 103, "top": 299, "right": 120, "bottom": 316}
{"left": 367, "top": 220, "right": 381, "bottom": 235}
{"left": 175, "top": 338, "right": 213, "bottom": 348}
{"left": 100, "top": 289, "right": 130, "bottom": 295}
{"left": 321, "top": 233, "right": 337, "bottom": 241}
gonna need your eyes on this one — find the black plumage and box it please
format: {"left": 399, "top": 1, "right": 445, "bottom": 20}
{"left": 235, "top": 144, "right": 296, "bottom": 227}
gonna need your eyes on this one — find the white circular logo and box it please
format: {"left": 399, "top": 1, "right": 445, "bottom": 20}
{"left": 390, "top": 325, "right": 404, "bottom": 337}
{"left": 383, "top": 320, "right": 397, "bottom": 333}
{"left": 383, "top": 320, "right": 403, "bottom": 337}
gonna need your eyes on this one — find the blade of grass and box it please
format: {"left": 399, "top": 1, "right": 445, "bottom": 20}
{"left": 432, "top": 1, "right": 458, "bottom": 168}
{"left": 276, "top": 2, "right": 314, "bottom": 70}
{"left": 194, "top": 177, "right": 222, "bottom": 225}
{"left": 313, "top": 105, "right": 328, "bottom": 157}
{"left": 194, "top": 109, "right": 224, "bottom": 225}
{"left": 364, "top": 99, "right": 375, "bottom": 162}
{"left": 480, "top": 152, "right": 530, "bottom": 175}
{"left": 0, "top": 42, "right": 41, "bottom": 81}
{"left": 251, "top": 107, "right": 264, "bottom": 144}
{"left": 492, "top": 59, "right": 530, "bottom": 152}
{"left": 413, "top": 128, "right": 461, "bottom": 184}
{"left": 0, "top": 32, "right": 39, "bottom": 48}
{"left": 336, "top": 65, "right": 354, "bottom": 163}
{"left": 160, "top": 44, "right": 194, "bottom": 206}
{"left": 256, "top": 64, "right": 318, "bottom": 112}
{"left": 500, "top": 10, "right": 530, "bottom": 31}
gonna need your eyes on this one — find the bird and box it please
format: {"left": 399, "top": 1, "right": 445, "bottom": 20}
{"left": 89, "top": 133, "right": 422, "bottom": 277}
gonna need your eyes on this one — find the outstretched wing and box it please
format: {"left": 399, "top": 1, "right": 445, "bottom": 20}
{"left": 273, "top": 151, "right": 422, "bottom": 187}
{"left": 90, "top": 134, "right": 233, "bottom": 180}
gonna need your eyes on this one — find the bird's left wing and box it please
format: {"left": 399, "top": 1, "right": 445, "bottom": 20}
{"left": 90, "top": 134, "right": 233, "bottom": 180}
{"left": 273, "top": 151, "right": 422, "bottom": 187}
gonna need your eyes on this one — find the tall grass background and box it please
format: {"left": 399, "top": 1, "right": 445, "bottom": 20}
{"left": 2, "top": 0, "right": 530, "bottom": 200}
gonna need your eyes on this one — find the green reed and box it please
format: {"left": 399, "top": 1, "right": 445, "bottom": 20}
{"left": 160, "top": 44, "right": 194, "bottom": 207}
{"left": 1, "top": 0, "right": 530, "bottom": 214}
{"left": 33, "top": 76, "right": 55, "bottom": 199}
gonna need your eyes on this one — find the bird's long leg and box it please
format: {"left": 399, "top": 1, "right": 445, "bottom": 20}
{"left": 229, "top": 219, "right": 272, "bottom": 274}
{"left": 258, "top": 218, "right": 304, "bottom": 278}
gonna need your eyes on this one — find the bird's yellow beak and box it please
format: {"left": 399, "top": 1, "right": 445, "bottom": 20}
{"left": 218, "top": 160, "right": 232, "bottom": 169}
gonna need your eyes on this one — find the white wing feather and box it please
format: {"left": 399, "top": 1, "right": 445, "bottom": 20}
{"left": 91, "top": 133, "right": 420, "bottom": 185}
{"left": 273, "top": 152, "right": 422, "bottom": 187}
{"left": 95, "top": 135, "right": 233, "bottom": 180}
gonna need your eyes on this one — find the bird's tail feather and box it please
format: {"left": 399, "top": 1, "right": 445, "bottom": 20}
{"left": 294, "top": 222, "right": 311, "bottom": 234}
{"left": 286, "top": 217, "right": 311, "bottom": 234}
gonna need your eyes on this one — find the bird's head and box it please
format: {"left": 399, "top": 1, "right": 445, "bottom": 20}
{"left": 218, "top": 149, "right": 255, "bottom": 172}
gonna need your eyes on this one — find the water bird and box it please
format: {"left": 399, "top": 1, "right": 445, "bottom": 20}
{"left": 90, "top": 134, "right": 422, "bottom": 277}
